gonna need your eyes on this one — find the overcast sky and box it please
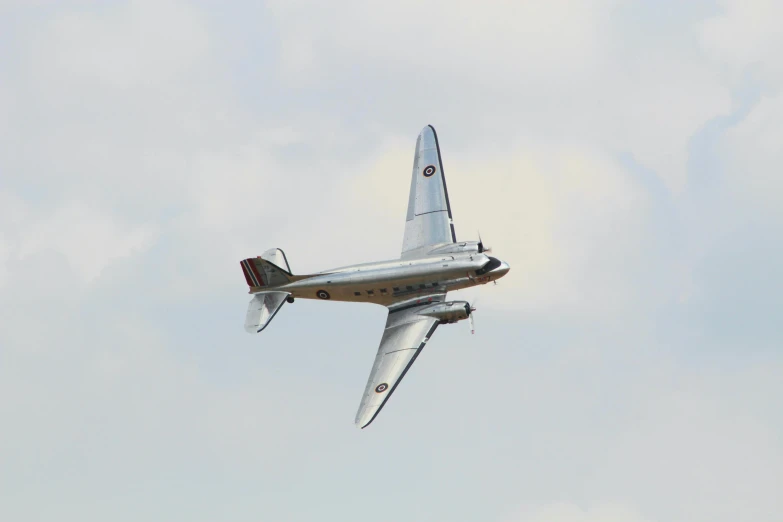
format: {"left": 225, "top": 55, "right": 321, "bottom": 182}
{"left": 1, "top": 1, "right": 782, "bottom": 521}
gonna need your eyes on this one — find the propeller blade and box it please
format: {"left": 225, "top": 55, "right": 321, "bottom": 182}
{"left": 468, "top": 298, "right": 477, "bottom": 334}
{"left": 477, "top": 231, "right": 491, "bottom": 253}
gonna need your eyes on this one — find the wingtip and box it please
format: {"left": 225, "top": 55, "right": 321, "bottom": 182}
{"left": 420, "top": 124, "right": 436, "bottom": 135}
{"left": 355, "top": 402, "right": 387, "bottom": 429}
{"left": 420, "top": 125, "right": 440, "bottom": 147}
{"left": 355, "top": 416, "right": 373, "bottom": 429}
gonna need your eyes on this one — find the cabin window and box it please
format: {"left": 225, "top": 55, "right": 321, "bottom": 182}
{"left": 431, "top": 282, "right": 438, "bottom": 287}
{"left": 367, "top": 290, "right": 374, "bottom": 295}
{"left": 380, "top": 288, "right": 388, "bottom": 294}
{"left": 354, "top": 292, "right": 361, "bottom": 296}
{"left": 393, "top": 287, "right": 400, "bottom": 292}
{"left": 419, "top": 284, "right": 426, "bottom": 289}
{"left": 406, "top": 285, "right": 413, "bottom": 290}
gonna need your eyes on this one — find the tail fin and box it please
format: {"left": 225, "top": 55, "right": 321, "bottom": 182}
{"left": 240, "top": 248, "right": 295, "bottom": 289}
{"left": 245, "top": 291, "right": 289, "bottom": 333}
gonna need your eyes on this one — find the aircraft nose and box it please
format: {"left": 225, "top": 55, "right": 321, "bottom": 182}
{"left": 495, "top": 260, "right": 510, "bottom": 278}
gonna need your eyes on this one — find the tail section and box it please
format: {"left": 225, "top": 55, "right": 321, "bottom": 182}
{"left": 239, "top": 248, "right": 302, "bottom": 333}
{"left": 240, "top": 248, "right": 296, "bottom": 289}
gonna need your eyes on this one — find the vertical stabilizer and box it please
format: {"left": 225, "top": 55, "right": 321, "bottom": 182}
{"left": 240, "top": 248, "right": 295, "bottom": 289}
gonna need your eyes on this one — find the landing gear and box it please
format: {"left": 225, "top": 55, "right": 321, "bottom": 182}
{"left": 286, "top": 295, "right": 295, "bottom": 303}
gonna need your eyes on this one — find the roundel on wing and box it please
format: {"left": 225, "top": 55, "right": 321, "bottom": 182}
{"left": 316, "top": 289, "right": 331, "bottom": 300}
{"left": 422, "top": 165, "right": 436, "bottom": 177}
{"left": 375, "top": 383, "right": 389, "bottom": 393}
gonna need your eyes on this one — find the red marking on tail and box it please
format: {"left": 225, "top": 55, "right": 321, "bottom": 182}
{"left": 240, "top": 261, "right": 254, "bottom": 286}
{"left": 240, "top": 258, "right": 266, "bottom": 287}
{"left": 247, "top": 260, "right": 265, "bottom": 286}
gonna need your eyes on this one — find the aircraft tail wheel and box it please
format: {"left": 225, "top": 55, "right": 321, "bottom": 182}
{"left": 286, "top": 295, "right": 295, "bottom": 303}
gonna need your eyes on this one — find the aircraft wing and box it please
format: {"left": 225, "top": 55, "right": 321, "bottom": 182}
{"left": 401, "top": 125, "right": 457, "bottom": 257}
{"left": 355, "top": 297, "right": 445, "bottom": 428}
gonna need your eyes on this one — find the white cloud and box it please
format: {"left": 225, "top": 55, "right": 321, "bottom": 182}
{"left": 0, "top": 0, "right": 320, "bottom": 293}
{"left": 266, "top": 0, "right": 731, "bottom": 193}
{"left": 721, "top": 92, "right": 783, "bottom": 218}
{"left": 27, "top": 0, "right": 210, "bottom": 89}
{"left": 268, "top": 0, "right": 620, "bottom": 82}
{"left": 14, "top": 200, "right": 157, "bottom": 283}
{"left": 700, "top": 0, "right": 783, "bottom": 89}
{"left": 583, "top": 363, "right": 783, "bottom": 522}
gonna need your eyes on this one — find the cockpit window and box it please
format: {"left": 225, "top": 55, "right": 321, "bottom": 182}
{"left": 475, "top": 257, "right": 502, "bottom": 276}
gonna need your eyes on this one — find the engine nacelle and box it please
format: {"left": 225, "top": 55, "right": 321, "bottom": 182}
{"left": 417, "top": 301, "right": 471, "bottom": 324}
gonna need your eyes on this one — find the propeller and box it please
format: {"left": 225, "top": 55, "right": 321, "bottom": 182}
{"left": 466, "top": 299, "right": 478, "bottom": 334}
{"left": 478, "top": 231, "right": 491, "bottom": 253}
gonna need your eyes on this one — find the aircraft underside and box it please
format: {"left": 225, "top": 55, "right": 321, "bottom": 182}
{"left": 238, "top": 125, "right": 510, "bottom": 428}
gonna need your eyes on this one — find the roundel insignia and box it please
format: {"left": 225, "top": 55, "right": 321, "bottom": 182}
{"left": 375, "top": 383, "right": 389, "bottom": 393}
{"left": 422, "top": 165, "right": 436, "bottom": 177}
{"left": 316, "top": 289, "right": 331, "bottom": 300}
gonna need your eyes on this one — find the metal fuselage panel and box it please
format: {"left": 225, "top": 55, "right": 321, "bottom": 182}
{"left": 260, "top": 253, "right": 501, "bottom": 305}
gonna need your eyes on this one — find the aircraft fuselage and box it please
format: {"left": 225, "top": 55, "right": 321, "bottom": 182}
{"left": 261, "top": 251, "right": 510, "bottom": 306}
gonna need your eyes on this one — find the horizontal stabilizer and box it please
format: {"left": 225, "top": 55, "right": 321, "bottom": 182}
{"left": 245, "top": 291, "right": 289, "bottom": 333}
{"left": 261, "top": 248, "right": 292, "bottom": 273}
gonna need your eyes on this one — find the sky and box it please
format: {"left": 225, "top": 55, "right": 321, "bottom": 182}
{"left": 1, "top": 1, "right": 782, "bottom": 521}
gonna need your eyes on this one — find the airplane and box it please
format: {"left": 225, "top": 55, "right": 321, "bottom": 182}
{"left": 239, "top": 125, "right": 510, "bottom": 428}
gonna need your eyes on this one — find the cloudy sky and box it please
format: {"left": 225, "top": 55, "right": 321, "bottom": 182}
{"left": 1, "top": 1, "right": 782, "bottom": 521}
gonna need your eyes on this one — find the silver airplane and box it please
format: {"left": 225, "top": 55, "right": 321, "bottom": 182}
{"left": 239, "top": 125, "right": 510, "bottom": 428}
